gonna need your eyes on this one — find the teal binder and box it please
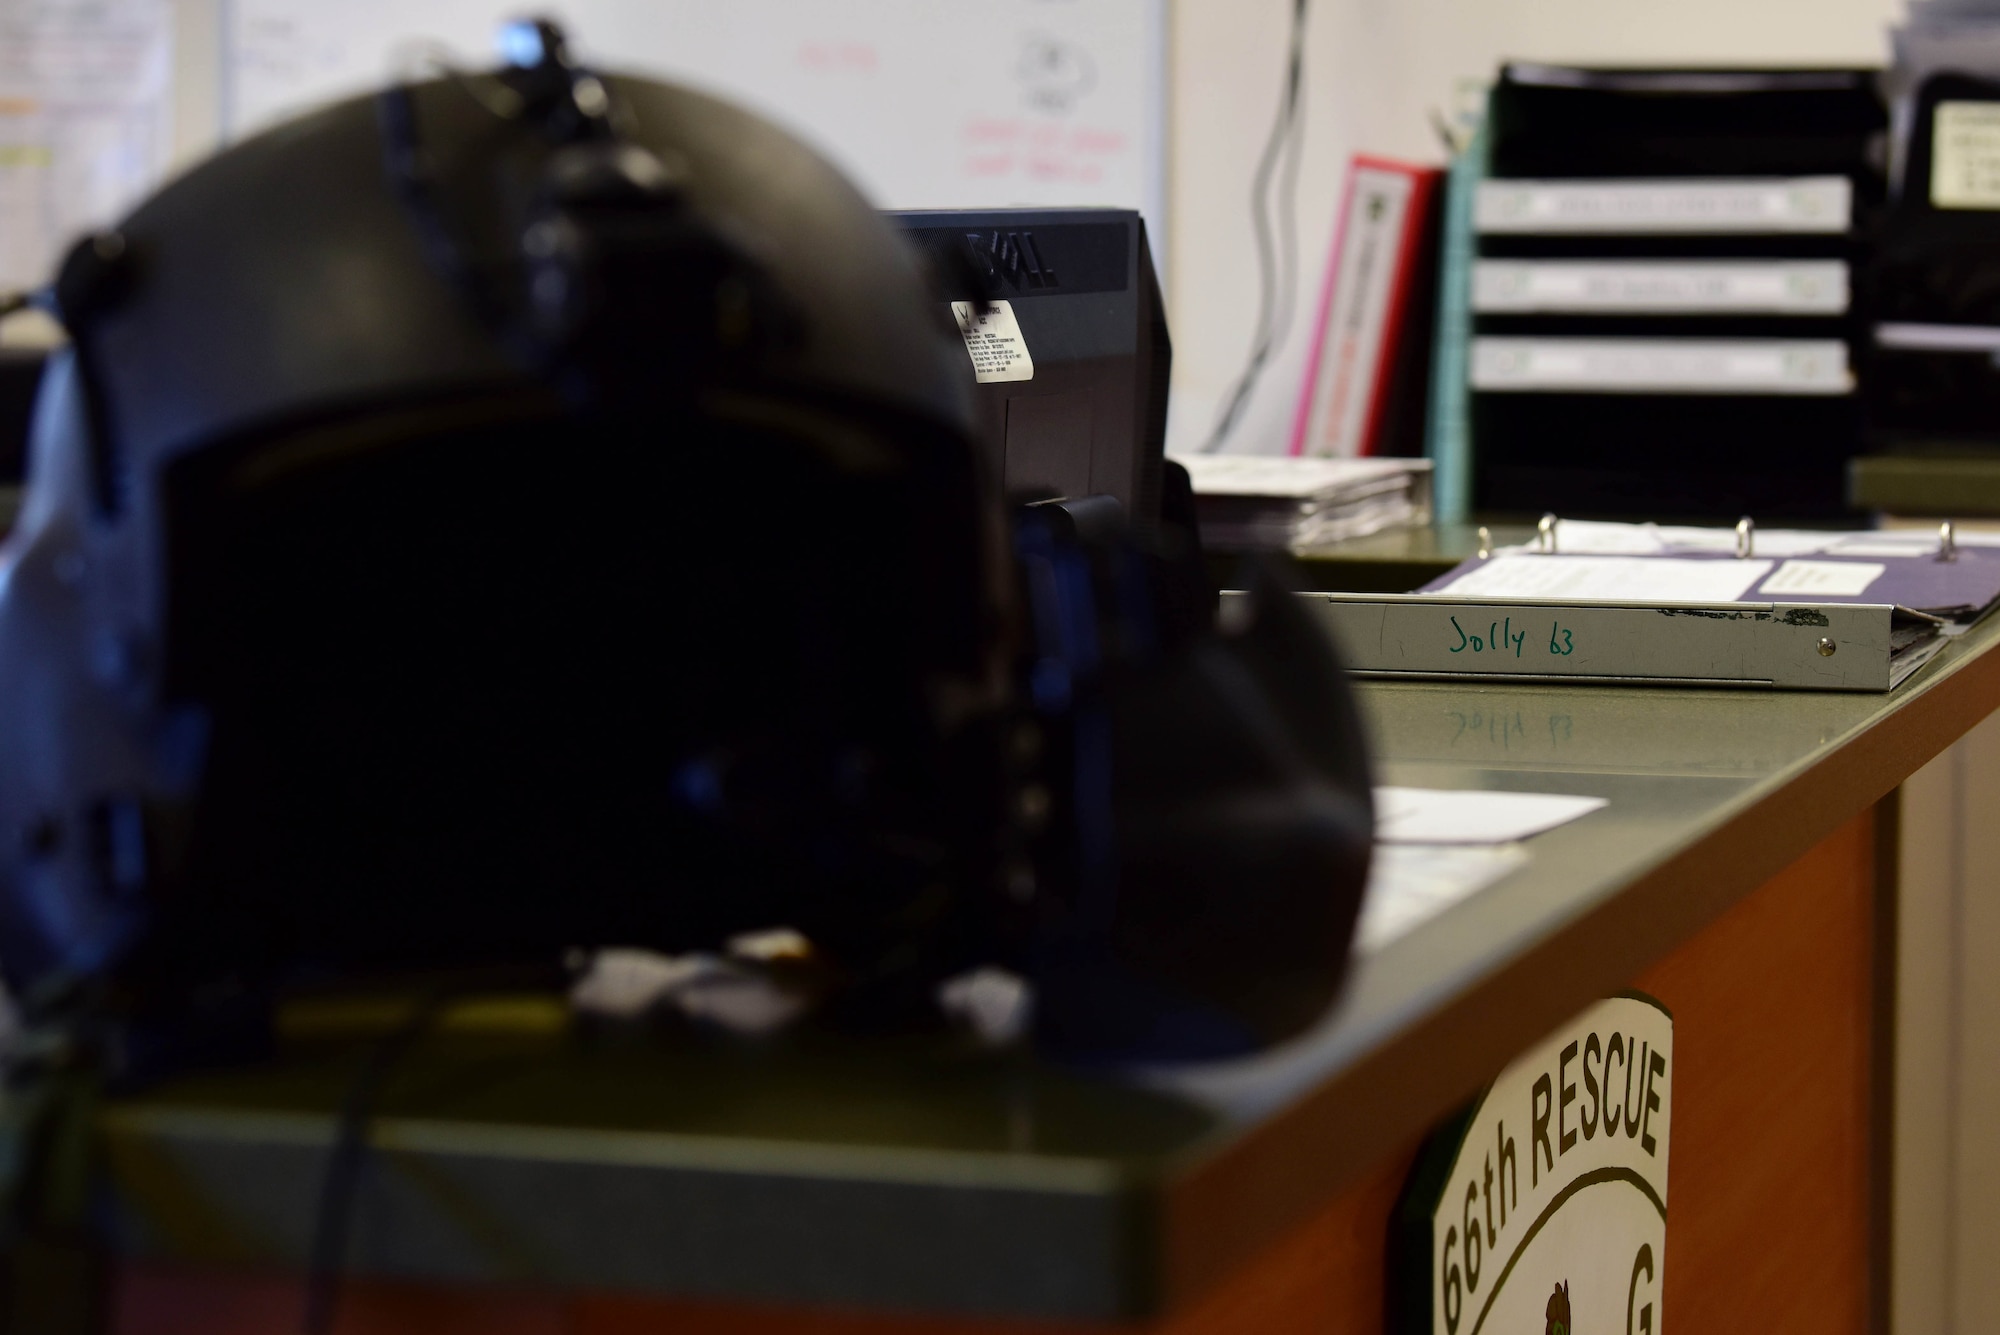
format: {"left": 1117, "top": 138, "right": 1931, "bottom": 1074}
{"left": 1425, "top": 100, "right": 1488, "bottom": 524}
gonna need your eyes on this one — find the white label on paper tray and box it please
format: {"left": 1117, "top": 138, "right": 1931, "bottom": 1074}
{"left": 1470, "top": 338, "right": 1853, "bottom": 395}
{"left": 1475, "top": 177, "right": 1851, "bottom": 234}
{"left": 1933, "top": 102, "right": 2000, "bottom": 210}
{"left": 950, "top": 300, "right": 1034, "bottom": 383}
{"left": 1757, "top": 560, "right": 1885, "bottom": 598}
{"left": 1472, "top": 261, "right": 1849, "bottom": 315}
{"left": 1876, "top": 322, "right": 2000, "bottom": 352}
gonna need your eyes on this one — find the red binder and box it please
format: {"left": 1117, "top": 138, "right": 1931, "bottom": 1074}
{"left": 1291, "top": 156, "right": 1441, "bottom": 457}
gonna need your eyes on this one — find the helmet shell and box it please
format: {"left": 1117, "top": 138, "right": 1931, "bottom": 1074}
{"left": 0, "top": 67, "right": 1010, "bottom": 1019}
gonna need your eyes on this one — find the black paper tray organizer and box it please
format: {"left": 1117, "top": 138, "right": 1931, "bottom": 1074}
{"left": 1471, "top": 65, "right": 1888, "bottom": 521}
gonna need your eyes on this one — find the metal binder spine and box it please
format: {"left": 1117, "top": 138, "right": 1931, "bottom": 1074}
{"left": 1292, "top": 593, "right": 1900, "bottom": 691}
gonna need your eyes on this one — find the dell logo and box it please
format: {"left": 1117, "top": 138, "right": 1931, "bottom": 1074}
{"left": 965, "top": 231, "right": 1058, "bottom": 290}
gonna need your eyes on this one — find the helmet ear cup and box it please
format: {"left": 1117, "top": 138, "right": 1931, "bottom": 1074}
{"left": 1033, "top": 617, "right": 1373, "bottom": 1059}
{"left": 1016, "top": 509, "right": 1375, "bottom": 1062}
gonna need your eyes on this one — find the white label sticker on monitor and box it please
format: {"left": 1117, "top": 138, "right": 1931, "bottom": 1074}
{"left": 1933, "top": 102, "right": 2000, "bottom": 209}
{"left": 951, "top": 300, "right": 1035, "bottom": 383}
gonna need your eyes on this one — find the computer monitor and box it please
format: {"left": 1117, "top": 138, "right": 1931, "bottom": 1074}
{"left": 891, "top": 208, "right": 1172, "bottom": 536}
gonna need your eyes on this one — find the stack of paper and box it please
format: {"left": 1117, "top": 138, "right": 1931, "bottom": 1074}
{"left": 1356, "top": 786, "right": 1606, "bottom": 952}
{"left": 1175, "top": 455, "right": 1432, "bottom": 552}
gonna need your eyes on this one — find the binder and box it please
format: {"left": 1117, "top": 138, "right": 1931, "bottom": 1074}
{"left": 1288, "top": 518, "right": 2000, "bottom": 691}
{"left": 1296, "top": 591, "right": 1939, "bottom": 691}
{"left": 1291, "top": 157, "right": 1442, "bottom": 459}
{"left": 1425, "top": 113, "right": 1486, "bottom": 523}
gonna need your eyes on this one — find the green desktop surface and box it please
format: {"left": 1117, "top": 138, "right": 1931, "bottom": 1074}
{"left": 1851, "top": 453, "right": 2000, "bottom": 517}
{"left": 96, "top": 529, "right": 2000, "bottom": 1321}
{"left": 1211, "top": 522, "right": 1527, "bottom": 595}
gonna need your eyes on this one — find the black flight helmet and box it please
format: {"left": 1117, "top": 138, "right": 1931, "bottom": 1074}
{"left": 0, "top": 23, "right": 1011, "bottom": 1037}
{"left": 0, "top": 22, "right": 1375, "bottom": 1067}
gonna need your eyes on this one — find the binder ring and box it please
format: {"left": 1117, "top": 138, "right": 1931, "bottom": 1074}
{"left": 1537, "top": 513, "right": 1558, "bottom": 554}
{"left": 1939, "top": 520, "right": 1958, "bottom": 564}
{"left": 1736, "top": 517, "right": 1754, "bottom": 560}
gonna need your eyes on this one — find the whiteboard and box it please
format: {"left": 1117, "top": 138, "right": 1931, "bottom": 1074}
{"left": 0, "top": 0, "right": 173, "bottom": 290}
{"left": 222, "top": 0, "right": 1166, "bottom": 243}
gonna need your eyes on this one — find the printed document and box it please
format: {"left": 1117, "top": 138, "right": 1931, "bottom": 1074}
{"left": 0, "top": 0, "right": 172, "bottom": 292}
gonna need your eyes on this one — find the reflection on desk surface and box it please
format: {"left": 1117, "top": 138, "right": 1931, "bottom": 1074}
{"left": 1360, "top": 678, "right": 1879, "bottom": 775}
{"left": 108, "top": 1027, "right": 1216, "bottom": 1166}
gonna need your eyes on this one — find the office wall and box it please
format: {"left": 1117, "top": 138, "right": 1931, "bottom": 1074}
{"left": 0, "top": 1, "right": 1911, "bottom": 413}
{"left": 1165, "top": 0, "right": 1906, "bottom": 456}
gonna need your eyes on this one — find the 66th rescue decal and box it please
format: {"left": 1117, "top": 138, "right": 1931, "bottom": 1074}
{"left": 1391, "top": 994, "right": 1671, "bottom": 1335}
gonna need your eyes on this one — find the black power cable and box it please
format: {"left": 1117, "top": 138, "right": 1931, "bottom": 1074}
{"left": 1199, "top": 0, "right": 1312, "bottom": 454}
{"left": 299, "top": 964, "right": 569, "bottom": 1335}
{"left": 301, "top": 986, "right": 458, "bottom": 1335}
